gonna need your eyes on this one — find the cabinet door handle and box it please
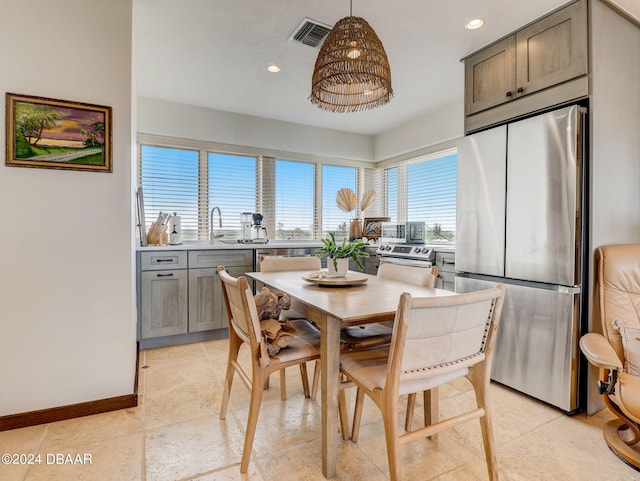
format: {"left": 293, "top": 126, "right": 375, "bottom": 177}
{"left": 156, "top": 273, "right": 174, "bottom": 277}
{"left": 505, "top": 91, "right": 513, "bottom": 97}
{"left": 517, "top": 87, "right": 524, "bottom": 93}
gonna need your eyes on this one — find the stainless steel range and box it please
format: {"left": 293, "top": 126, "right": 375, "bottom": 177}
{"left": 376, "top": 243, "right": 435, "bottom": 267}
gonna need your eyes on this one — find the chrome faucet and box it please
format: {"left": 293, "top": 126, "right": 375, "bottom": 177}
{"left": 210, "top": 206, "right": 223, "bottom": 243}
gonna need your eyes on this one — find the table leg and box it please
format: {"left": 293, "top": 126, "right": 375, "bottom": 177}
{"left": 319, "top": 314, "right": 340, "bottom": 479}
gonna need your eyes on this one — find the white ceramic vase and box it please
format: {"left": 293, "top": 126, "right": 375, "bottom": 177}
{"left": 327, "top": 257, "right": 349, "bottom": 277}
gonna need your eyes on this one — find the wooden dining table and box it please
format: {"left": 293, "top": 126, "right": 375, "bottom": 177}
{"left": 246, "top": 269, "right": 454, "bottom": 479}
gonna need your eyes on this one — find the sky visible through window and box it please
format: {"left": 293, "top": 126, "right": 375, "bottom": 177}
{"left": 275, "top": 160, "right": 314, "bottom": 239}
{"left": 209, "top": 153, "right": 256, "bottom": 234}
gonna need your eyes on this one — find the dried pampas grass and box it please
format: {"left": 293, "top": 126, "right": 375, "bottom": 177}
{"left": 359, "top": 188, "right": 376, "bottom": 212}
{"left": 336, "top": 187, "right": 377, "bottom": 213}
{"left": 337, "top": 188, "right": 357, "bottom": 212}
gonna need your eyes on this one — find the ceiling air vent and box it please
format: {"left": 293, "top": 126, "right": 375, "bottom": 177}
{"left": 289, "top": 18, "right": 332, "bottom": 48}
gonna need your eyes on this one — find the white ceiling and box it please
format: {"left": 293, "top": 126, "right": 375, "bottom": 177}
{"left": 134, "top": 0, "right": 569, "bottom": 136}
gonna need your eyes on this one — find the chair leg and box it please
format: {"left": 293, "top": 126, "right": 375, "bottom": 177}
{"left": 338, "top": 387, "right": 350, "bottom": 440}
{"left": 405, "top": 393, "right": 416, "bottom": 431}
{"left": 381, "top": 396, "right": 402, "bottom": 481}
{"left": 220, "top": 337, "right": 242, "bottom": 420}
{"left": 279, "top": 369, "right": 287, "bottom": 400}
{"left": 300, "top": 363, "right": 311, "bottom": 398}
{"left": 241, "top": 369, "right": 267, "bottom": 474}
{"left": 424, "top": 388, "right": 438, "bottom": 440}
{"left": 351, "top": 387, "right": 366, "bottom": 442}
{"left": 469, "top": 365, "right": 498, "bottom": 481}
{"left": 310, "top": 360, "right": 320, "bottom": 401}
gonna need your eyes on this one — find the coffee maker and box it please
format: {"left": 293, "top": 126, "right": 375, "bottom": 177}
{"left": 239, "top": 212, "right": 268, "bottom": 243}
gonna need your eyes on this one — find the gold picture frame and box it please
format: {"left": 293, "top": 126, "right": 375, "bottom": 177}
{"left": 5, "top": 92, "right": 112, "bottom": 172}
{"left": 363, "top": 217, "right": 390, "bottom": 239}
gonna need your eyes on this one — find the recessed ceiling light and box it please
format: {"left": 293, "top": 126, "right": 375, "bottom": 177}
{"left": 465, "top": 18, "right": 485, "bottom": 30}
{"left": 267, "top": 64, "right": 281, "bottom": 73}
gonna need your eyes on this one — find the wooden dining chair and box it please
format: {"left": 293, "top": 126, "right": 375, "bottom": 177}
{"left": 336, "top": 260, "right": 440, "bottom": 435}
{"left": 217, "top": 266, "right": 321, "bottom": 473}
{"left": 339, "top": 261, "right": 439, "bottom": 351}
{"left": 258, "top": 255, "right": 322, "bottom": 400}
{"left": 342, "top": 284, "right": 506, "bottom": 481}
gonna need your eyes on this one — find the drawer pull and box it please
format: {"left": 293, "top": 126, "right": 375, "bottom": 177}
{"left": 442, "top": 259, "right": 455, "bottom": 265}
{"left": 156, "top": 273, "right": 174, "bottom": 277}
{"left": 155, "top": 258, "right": 174, "bottom": 263}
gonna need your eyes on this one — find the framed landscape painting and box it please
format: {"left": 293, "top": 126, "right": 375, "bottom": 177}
{"left": 5, "top": 93, "right": 112, "bottom": 172}
{"left": 363, "top": 217, "right": 390, "bottom": 239}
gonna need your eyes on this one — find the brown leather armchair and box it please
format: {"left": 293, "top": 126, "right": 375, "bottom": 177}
{"left": 580, "top": 244, "right": 640, "bottom": 469}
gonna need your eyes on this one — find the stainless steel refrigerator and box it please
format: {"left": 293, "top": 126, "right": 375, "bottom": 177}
{"left": 455, "top": 104, "right": 586, "bottom": 412}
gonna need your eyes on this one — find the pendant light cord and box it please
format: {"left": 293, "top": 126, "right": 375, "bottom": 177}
{"left": 350, "top": 0, "right": 353, "bottom": 17}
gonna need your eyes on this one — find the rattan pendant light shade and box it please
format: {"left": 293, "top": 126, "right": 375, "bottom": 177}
{"left": 310, "top": 14, "right": 393, "bottom": 113}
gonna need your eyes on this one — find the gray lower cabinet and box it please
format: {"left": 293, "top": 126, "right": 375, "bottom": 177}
{"left": 347, "top": 246, "right": 379, "bottom": 275}
{"left": 139, "top": 251, "right": 189, "bottom": 338}
{"left": 436, "top": 251, "right": 456, "bottom": 291}
{"left": 138, "top": 249, "right": 252, "bottom": 342}
{"left": 188, "top": 267, "right": 220, "bottom": 332}
{"left": 187, "top": 249, "right": 253, "bottom": 332}
{"left": 140, "top": 269, "right": 188, "bottom": 338}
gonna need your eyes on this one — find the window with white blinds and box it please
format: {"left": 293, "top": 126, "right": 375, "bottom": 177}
{"left": 273, "top": 159, "right": 315, "bottom": 239}
{"left": 139, "top": 137, "right": 455, "bottom": 245}
{"left": 208, "top": 153, "right": 256, "bottom": 240}
{"left": 322, "top": 164, "right": 357, "bottom": 239}
{"left": 139, "top": 145, "right": 200, "bottom": 240}
{"left": 407, "top": 153, "right": 457, "bottom": 243}
{"left": 385, "top": 167, "right": 399, "bottom": 223}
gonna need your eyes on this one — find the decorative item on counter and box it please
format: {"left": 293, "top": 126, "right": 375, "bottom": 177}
{"left": 316, "top": 231, "right": 368, "bottom": 277}
{"left": 336, "top": 187, "right": 376, "bottom": 240}
{"left": 169, "top": 225, "right": 180, "bottom": 245}
{"left": 363, "top": 216, "right": 390, "bottom": 240}
{"left": 146, "top": 211, "right": 171, "bottom": 245}
{"left": 167, "top": 212, "right": 181, "bottom": 244}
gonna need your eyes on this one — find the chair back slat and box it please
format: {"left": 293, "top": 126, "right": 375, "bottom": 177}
{"left": 378, "top": 261, "right": 438, "bottom": 288}
{"left": 387, "top": 285, "right": 505, "bottom": 385}
{"left": 218, "top": 266, "right": 270, "bottom": 366}
{"left": 259, "top": 256, "right": 321, "bottom": 272}
{"left": 402, "top": 299, "right": 494, "bottom": 373}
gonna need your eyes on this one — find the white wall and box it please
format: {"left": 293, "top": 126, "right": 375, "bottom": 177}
{"left": 373, "top": 100, "right": 464, "bottom": 162}
{"left": 138, "top": 97, "right": 374, "bottom": 162}
{"left": 586, "top": 0, "right": 640, "bottom": 413}
{"left": 0, "top": 0, "right": 135, "bottom": 415}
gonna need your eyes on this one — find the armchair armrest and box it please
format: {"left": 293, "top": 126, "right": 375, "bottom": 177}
{"left": 580, "top": 333, "right": 623, "bottom": 370}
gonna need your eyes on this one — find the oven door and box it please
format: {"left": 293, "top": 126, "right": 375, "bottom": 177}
{"left": 377, "top": 256, "right": 433, "bottom": 268}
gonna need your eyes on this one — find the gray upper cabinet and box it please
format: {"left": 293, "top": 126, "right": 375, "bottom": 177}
{"left": 465, "top": 36, "right": 516, "bottom": 115}
{"left": 515, "top": 0, "right": 587, "bottom": 98}
{"left": 465, "top": 0, "right": 587, "bottom": 117}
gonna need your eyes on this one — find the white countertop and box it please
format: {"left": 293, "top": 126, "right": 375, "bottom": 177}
{"left": 137, "top": 239, "right": 323, "bottom": 251}
{"left": 137, "top": 239, "right": 454, "bottom": 252}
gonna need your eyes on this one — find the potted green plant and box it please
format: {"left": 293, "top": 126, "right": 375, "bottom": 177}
{"left": 316, "top": 232, "right": 369, "bottom": 277}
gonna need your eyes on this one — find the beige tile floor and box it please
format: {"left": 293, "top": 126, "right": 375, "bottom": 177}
{"left": 1, "top": 339, "right": 639, "bottom": 481}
